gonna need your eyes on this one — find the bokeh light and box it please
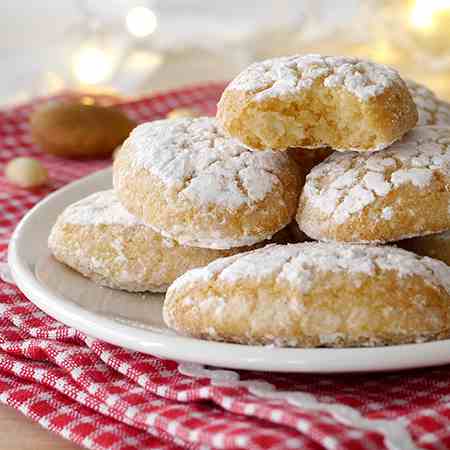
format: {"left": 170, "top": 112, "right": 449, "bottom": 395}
{"left": 72, "top": 44, "right": 115, "bottom": 85}
{"left": 126, "top": 6, "right": 158, "bottom": 38}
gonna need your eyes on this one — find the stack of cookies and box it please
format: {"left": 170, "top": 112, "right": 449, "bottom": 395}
{"left": 50, "top": 54, "right": 450, "bottom": 348}
{"left": 48, "top": 118, "right": 301, "bottom": 292}
{"left": 164, "top": 55, "right": 450, "bottom": 348}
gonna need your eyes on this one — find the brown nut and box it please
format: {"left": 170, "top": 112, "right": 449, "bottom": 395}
{"left": 30, "top": 102, "right": 137, "bottom": 159}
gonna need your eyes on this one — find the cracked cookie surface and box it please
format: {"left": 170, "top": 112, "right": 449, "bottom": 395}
{"left": 217, "top": 54, "right": 417, "bottom": 152}
{"left": 297, "top": 126, "right": 450, "bottom": 243}
{"left": 113, "top": 117, "right": 302, "bottom": 249}
{"left": 163, "top": 242, "right": 450, "bottom": 347}
{"left": 407, "top": 79, "right": 450, "bottom": 126}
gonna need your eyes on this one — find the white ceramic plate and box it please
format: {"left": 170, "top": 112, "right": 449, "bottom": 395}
{"left": 8, "top": 167, "right": 450, "bottom": 373}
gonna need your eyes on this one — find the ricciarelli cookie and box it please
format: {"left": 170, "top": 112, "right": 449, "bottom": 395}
{"left": 217, "top": 54, "right": 417, "bottom": 152}
{"left": 114, "top": 117, "right": 302, "bottom": 249}
{"left": 163, "top": 243, "right": 450, "bottom": 347}
{"left": 48, "top": 190, "right": 251, "bottom": 292}
{"left": 31, "top": 102, "right": 136, "bottom": 159}
{"left": 407, "top": 79, "right": 450, "bottom": 126}
{"left": 399, "top": 230, "right": 450, "bottom": 266}
{"left": 297, "top": 126, "right": 450, "bottom": 243}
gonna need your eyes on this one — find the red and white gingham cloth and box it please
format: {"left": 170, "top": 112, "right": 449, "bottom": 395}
{"left": 0, "top": 84, "right": 450, "bottom": 450}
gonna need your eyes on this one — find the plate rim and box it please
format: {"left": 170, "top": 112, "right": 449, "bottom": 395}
{"left": 8, "top": 167, "right": 450, "bottom": 373}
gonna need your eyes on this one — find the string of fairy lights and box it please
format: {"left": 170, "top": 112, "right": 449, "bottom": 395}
{"left": 71, "top": 2, "right": 159, "bottom": 86}
{"left": 368, "top": 0, "right": 450, "bottom": 98}
{"left": 409, "top": 0, "right": 450, "bottom": 29}
{"left": 7, "top": 0, "right": 450, "bottom": 104}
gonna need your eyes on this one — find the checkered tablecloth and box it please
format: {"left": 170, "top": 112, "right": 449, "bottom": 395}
{"left": 0, "top": 84, "right": 450, "bottom": 450}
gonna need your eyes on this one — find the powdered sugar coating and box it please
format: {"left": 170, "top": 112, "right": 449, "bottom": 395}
{"left": 123, "top": 117, "right": 289, "bottom": 210}
{"left": 301, "top": 126, "right": 450, "bottom": 226}
{"left": 227, "top": 54, "right": 402, "bottom": 102}
{"left": 169, "top": 242, "right": 450, "bottom": 296}
{"left": 56, "top": 190, "right": 192, "bottom": 250}
{"left": 60, "top": 190, "right": 142, "bottom": 226}
{"left": 382, "top": 207, "right": 393, "bottom": 220}
{"left": 407, "top": 79, "right": 450, "bottom": 126}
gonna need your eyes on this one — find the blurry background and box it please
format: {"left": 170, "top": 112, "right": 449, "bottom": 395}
{"left": 1, "top": 0, "right": 449, "bottom": 106}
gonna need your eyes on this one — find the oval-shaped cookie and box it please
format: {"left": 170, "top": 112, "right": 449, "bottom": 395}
{"left": 407, "top": 79, "right": 450, "bottom": 126}
{"left": 217, "top": 54, "right": 417, "bottom": 152}
{"left": 114, "top": 117, "right": 302, "bottom": 249}
{"left": 48, "top": 190, "right": 252, "bottom": 292}
{"left": 297, "top": 126, "right": 450, "bottom": 243}
{"left": 163, "top": 243, "right": 450, "bottom": 347}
